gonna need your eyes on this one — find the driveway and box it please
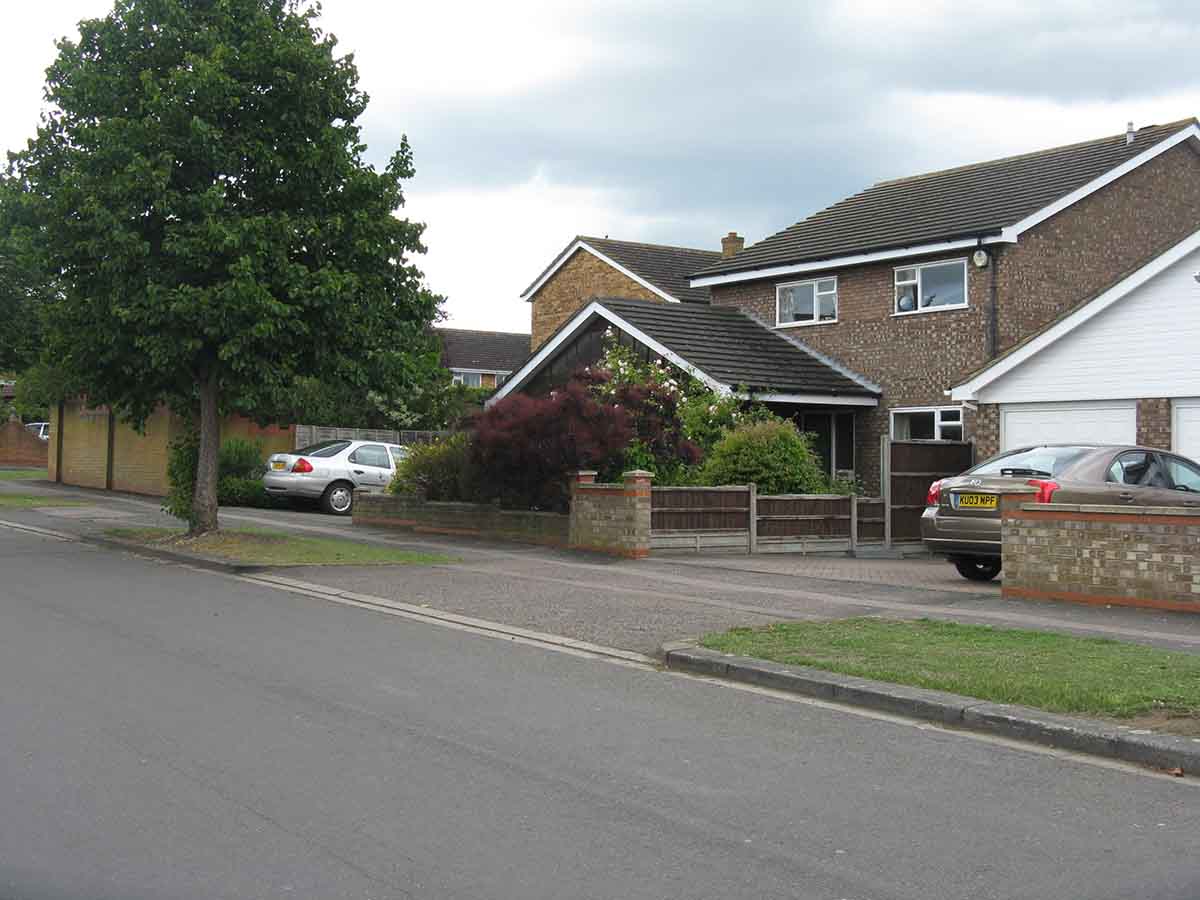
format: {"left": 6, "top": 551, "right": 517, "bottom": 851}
{"left": 5, "top": 478, "right": 1200, "bottom": 657}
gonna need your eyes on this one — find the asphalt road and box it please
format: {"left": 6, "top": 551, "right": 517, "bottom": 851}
{"left": 3, "top": 525, "right": 1200, "bottom": 900}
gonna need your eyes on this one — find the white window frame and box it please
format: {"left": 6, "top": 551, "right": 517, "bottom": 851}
{"left": 890, "top": 406, "right": 964, "bottom": 442}
{"left": 451, "top": 371, "right": 483, "bottom": 388}
{"left": 776, "top": 276, "right": 838, "bottom": 328}
{"left": 892, "top": 258, "right": 968, "bottom": 316}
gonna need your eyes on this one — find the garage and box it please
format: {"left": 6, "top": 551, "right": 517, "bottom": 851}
{"left": 1000, "top": 401, "right": 1136, "bottom": 451}
{"left": 1174, "top": 399, "right": 1200, "bottom": 460}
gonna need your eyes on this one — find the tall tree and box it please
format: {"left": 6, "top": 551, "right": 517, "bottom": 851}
{"left": 0, "top": 175, "right": 51, "bottom": 374}
{"left": 11, "top": 0, "right": 440, "bottom": 533}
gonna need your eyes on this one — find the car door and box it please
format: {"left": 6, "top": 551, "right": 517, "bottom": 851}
{"left": 1162, "top": 454, "right": 1200, "bottom": 509}
{"left": 346, "top": 443, "right": 392, "bottom": 491}
{"left": 1102, "top": 450, "right": 1175, "bottom": 505}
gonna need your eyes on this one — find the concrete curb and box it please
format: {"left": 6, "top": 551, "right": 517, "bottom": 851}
{"left": 79, "top": 535, "right": 269, "bottom": 575}
{"left": 661, "top": 643, "right": 1200, "bottom": 773}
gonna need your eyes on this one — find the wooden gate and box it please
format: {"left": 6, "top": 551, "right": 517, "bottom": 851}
{"left": 887, "top": 440, "right": 975, "bottom": 542}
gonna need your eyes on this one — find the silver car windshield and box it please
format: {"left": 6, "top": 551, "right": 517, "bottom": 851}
{"left": 971, "top": 446, "right": 1094, "bottom": 477}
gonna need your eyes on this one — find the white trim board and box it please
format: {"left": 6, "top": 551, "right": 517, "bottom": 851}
{"left": 486, "top": 301, "right": 880, "bottom": 409}
{"left": 447, "top": 367, "right": 513, "bottom": 376}
{"left": 520, "top": 240, "right": 680, "bottom": 304}
{"left": 693, "top": 124, "right": 1200, "bottom": 289}
{"left": 951, "top": 226, "right": 1200, "bottom": 401}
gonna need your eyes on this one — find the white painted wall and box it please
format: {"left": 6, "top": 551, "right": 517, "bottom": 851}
{"left": 977, "top": 247, "right": 1200, "bottom": 404}
{"left": 1174, "top": 399, "right": 1200, "bottom": 460}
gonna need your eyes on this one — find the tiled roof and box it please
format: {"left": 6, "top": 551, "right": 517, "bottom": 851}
{"left": 595, "top": 297, "right": 877, "bottom": 397}
{"left": 523, "top": 236, "right": 720, "bottom": 303}
{"left": 695, "top": 119, "right": 1199, "bottom": 279}
{"left": 438, "top": 328, "right": 531, "bottom": 372}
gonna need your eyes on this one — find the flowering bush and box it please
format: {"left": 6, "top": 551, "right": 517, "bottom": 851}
{"left": 470, "top": 381, "right": 632, "bottom": 511}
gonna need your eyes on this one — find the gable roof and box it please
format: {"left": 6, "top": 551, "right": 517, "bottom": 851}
{"left": 521, "top": 236, "right": 720, "bottom": 304}
{"left": 694, "top": 118, "right": 1200, "bottom": 285}
{"left": 951, "top": 226, "right": 1200, "bottom": 401}
{"left": 489, "top": 296, "right": 879, "bottom": 407}
{"left": 437, "top": 328, "right": 531, "bottom": 373}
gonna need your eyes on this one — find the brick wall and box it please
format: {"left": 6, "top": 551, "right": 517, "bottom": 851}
{"left": 974, "top": 403, "right": 1000, "bottom": 461}
{"left": 568, "top": 470, "right": 653, "bottom": 558}
{"left": 59, "top": 401, "right": 111, "bottom": 489}
{"left": 530, "top": 249, "right": 662, "bottom": 350}
{"left": 1002, "top": 496, "right": 1200, "bottom": 612}
{"left": 1136, "top": 398, "right": 1173, "bottom": 450}
{"left": 995, "top": 143, "right": 1200, "bottom": 353}
{"left": 0, "top": 416, "right": 48, "bottom": 467}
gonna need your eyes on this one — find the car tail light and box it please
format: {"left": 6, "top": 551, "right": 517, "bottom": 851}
{"left": 1026, "top": 478, "right": 1060, "bottom": 503}
{"left": 292, "top": 458, "right": 313, "bottom": 474}
{"left": 926, "top": 479, "right": 943, "bottom": 507}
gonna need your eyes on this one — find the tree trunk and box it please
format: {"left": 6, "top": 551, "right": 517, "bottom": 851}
{"left": 191, "top": 371, "right": 221, "bottom": 535}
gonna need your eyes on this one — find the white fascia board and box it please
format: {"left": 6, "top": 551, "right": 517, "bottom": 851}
{"left": 520, "top": 240, "right": 679, "bottom": 304}
{"left": 998, "top": 124, "right": 1200, "bottom": 242}
{"left": 693, "top": 124, "right": 1200, "bottom": 290}
{"left": 742, "top": 392, "right": 878, "bottom": 407}
{"left": 950, "top": 226, "right": 1200, "bottom": 401}
{"left": 448, "top": 367, "right": 512, "bottom": 376}
{"left": 486, "top": 301, "right": 730, "bottom": 407}
{"left": 691, "top": 237, "right": 997, "bottom": 288}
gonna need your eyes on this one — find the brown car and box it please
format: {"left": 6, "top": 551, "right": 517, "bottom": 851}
{"left": 921, "top": 444, "right": 1200, "bottom": 581}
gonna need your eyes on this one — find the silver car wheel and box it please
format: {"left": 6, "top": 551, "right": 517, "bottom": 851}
{"left": 328, "top": 485, "right": 353, "bottom": 514}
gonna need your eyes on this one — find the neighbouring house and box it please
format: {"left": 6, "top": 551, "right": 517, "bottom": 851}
{"left": 48, "top": 400, "right": 293, "bottom": 495}
{"left": 1, "top": 381, "right": 15, "bottom": 403}
{"left": 437, "top": 328, "right": 531, "bottom": 389}
{"left": 521, "top": 235, "right": 725, "bottom": 351}
{"left": 496, "top": 118, "right": 1200, "bottom": 492}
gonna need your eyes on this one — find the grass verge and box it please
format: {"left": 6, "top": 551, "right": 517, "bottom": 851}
{"left": 701, "top": 617, "right": 1200, "bottom": 723}
{"left": 0, "top": 468, "right": 49, "bottom": 481}
{"left": 0, "top": 494, "right": 87, "bottom": 508}
{"left": 106, "top": 526, "right": 456, "bottom": 567}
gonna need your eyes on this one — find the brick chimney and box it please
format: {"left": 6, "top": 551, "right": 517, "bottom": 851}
{"left": 721, "top": 231, "right": 744, "bottom": 258}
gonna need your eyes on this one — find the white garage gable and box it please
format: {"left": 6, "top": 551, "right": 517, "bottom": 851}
{"left": 953, "top": 232, "right": 1200, "bottom": 407}
{"left": 1000, "top": 401, "right": 1136, "bottom": 451}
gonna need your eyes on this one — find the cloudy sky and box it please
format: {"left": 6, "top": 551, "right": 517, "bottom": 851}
{"left": 3, "top": 1, "right": 1199, "bottom": 334}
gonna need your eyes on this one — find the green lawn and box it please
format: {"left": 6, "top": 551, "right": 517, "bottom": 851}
{"left": 106, "top": 527, "right": 456, "bottom": 567}
{"left": 701, "top": 618, "right": 1200, "bottom": 720}
{"left": 0, "top": 468, "right": 48, "bottom": 481}
{"left": 0, "top": 494, "right": 87, "bottom": 508}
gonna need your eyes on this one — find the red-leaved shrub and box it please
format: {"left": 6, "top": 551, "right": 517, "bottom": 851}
{"left": 470, "top": 381, "right": 633, "bottom": 511}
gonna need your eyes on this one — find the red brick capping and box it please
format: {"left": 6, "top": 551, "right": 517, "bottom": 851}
{"left": 1001, "top": 494, "right": 1200, "bottom": 613}
{"left": 0, "top": 414, "right": 48, "bottom": 467}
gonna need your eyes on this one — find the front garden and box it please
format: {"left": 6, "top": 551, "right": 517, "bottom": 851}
{"left": 390, "top": 336, "right": 854, "bottom": 510}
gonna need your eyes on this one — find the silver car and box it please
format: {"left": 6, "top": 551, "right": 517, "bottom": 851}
{"left": 263, "top": 440, "right": 408, "bottom": 515}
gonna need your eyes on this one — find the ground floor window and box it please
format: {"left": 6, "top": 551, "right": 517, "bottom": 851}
{"left": 891, "top": 406, "right": 963, "bottom": 441}
{"left": 794, "top": 411, "right": 855, "bottom": 478}
{"left": 452, "top": 372, "right": 483, "bottom": 388}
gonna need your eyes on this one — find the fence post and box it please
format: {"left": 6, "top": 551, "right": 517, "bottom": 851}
{"left": 747, "top": 482, "right": 757, "bottom": 555}
{"left": 881, "top": 434, "right": 892, "bottom": 550}
{"left": 849, "top": 494, "right": 858, "bottom": 556}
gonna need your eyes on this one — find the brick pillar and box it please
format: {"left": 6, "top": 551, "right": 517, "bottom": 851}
{"left": 622, "top": 470, "right": 653, "bottom": 558}
{"left": 1136, "top": 398, "right": 1172, "bottom": 450}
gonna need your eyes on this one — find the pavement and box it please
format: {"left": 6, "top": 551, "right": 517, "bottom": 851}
{"left": 5, "top": 521, "right": 1200, "bottom": 899}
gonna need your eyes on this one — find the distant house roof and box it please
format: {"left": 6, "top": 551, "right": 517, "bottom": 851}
{"left": 490, "top": 296, "right": 879, "bottom": 407}
{"left": 694, "top": 118, "right": 1200, "bottom": 284}
{"left": 0, "top": 381, "right": 14, "bottom": 400}
{"left": 522, "top": 236, "right": 720, "bottom": 304}
{"left": 438, "top": 328, "right": 531, "bottom": 373}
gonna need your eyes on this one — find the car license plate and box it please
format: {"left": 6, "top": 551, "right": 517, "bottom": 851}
{"left": 957, "top": 493, "right": 996, "bottom": 509}
{"left": 271, "top": 461, "right": 286, "bottom": 471}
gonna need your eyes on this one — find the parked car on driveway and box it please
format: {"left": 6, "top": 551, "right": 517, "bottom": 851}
{"left": 263, "top": 440, "right": 408, "bottom": 515}
{"left": 922, "top": 444, "right": 1200, "bottom": 582}
{"left": 24, "top": 422, "right": 50, "bottom": 441}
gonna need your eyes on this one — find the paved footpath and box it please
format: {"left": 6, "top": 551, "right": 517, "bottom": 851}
{"left": 4, "top": 521, "right": 1200, "bottom": 899}
{"left": 6, "top": 476, "right": 1200, "bottom": 656}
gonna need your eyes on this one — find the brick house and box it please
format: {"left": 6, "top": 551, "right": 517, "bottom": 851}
{"left": 499, "top": 119, "right": 1200, "bottom": 492}
{"left": 521, "top": 236, "right": 723, "bottom": 350}
{"left": 437, "top": 328, "right": 531, "bottom": 390}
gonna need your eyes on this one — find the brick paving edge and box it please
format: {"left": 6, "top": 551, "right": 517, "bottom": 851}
{"left": 661, "top": 643, "right": 1200, "bottom": 774}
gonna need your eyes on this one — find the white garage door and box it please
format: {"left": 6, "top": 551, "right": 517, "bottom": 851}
{"left": 1174, "top": 399, "right": 1200, "bottom": 461}
{"left": 1000, "top": 401, "right": 1136, "bottom": 451}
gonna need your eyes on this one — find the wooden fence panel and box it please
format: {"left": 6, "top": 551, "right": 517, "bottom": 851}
{"left": 855, "top": 497, "right": 886, "bottom": 543}
{"left": 889, "top": 441, "right": 974, "bottom": 541}
{"left": 651, "top": 486, "right": 750, "bottom": 532}
{"left": 755, "top": 495, "right": 851, "bottom": 539}
{"left": 295, "top": 425, "right": 453, "bottom": 449}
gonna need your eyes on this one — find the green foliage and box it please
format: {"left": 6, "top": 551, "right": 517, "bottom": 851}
{"left": 389, "top": 433, "right": 479, "bottom": 502}
{"left": 163, "top": 432, "right": 200, "bottom": 526}
{"left": 10, "top": 0, "right": 442, "bottom": 530}
{"left": 0, "top": 176, "right": 53, "bottom": 374}
{"left": 165, "top": 434, "right": 280, "bottom": 523}
{"left": 218, "top": 438, "right": 265, "bottom": 480}
{"left": 699, "top": 420, "right": 829, "bottom": 494}
{"left": 216, "top": 475, "right": 281, "bottom": 509}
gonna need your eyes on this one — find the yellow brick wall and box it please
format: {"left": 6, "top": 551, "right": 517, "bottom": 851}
{"left": 111, "top": 406, "right": 174, "bottom": 495}
{"left": 48, "top": 405, "right": 59, "bottom": 482}
{"left": 529, "top": 249, "right": 663, "bottom": 350}
{"left": 59, "top": 400, "right": 110, "bottom": 489}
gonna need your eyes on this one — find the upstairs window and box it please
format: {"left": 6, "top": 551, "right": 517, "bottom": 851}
{"left": 894, "top": 260, "right": 967, "bottom": 315}
{"left": 777, "top": 277, "right": 837, "bottom": 326}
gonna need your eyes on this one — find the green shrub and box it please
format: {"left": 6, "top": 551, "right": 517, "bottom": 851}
{"left": 699, "top": 420, "right": 829, "bottom": 494}
{"left": 219, "top": 438, "right": 265, "bottom": 480}
{"left": 390, "top": 433, "right": 478, "bottom": 502}
{"left": 163, "top": 432, "right": 200, "bottom": 525}
{"left": 217, "top": 474, "right": 283, "bottom": 509}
